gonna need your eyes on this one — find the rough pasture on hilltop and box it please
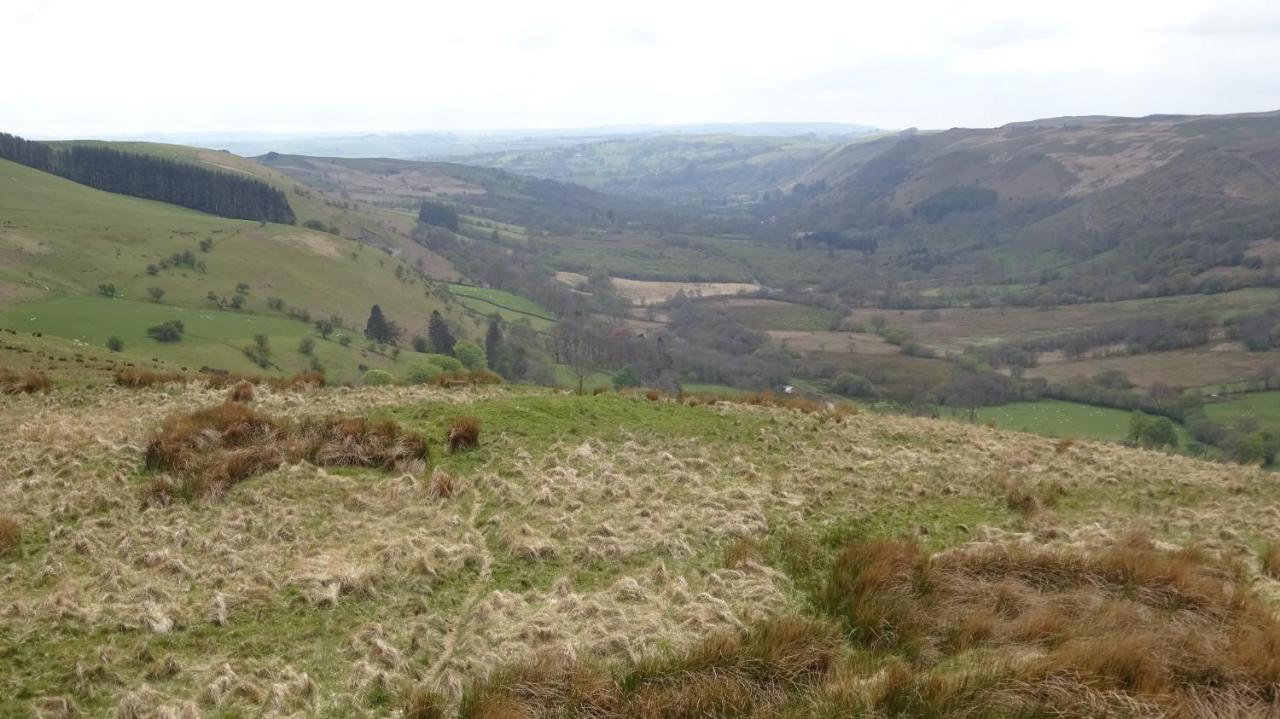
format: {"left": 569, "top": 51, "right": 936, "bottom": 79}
{"left": 4, "top": 383, "right": 1280, "bottom": 716}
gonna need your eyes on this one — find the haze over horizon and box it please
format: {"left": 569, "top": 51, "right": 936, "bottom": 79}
{"left": 5, "top": 0, "right": 1280, "bottom": 138}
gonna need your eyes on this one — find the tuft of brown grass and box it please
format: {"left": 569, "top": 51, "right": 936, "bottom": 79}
{"left": 1262, "top": 543, "right": 1280, "bottom": 580}
{"left": 143, "top": 405, "right": 428, "bottom": 498}
{"left": 114, "top": 368, "right": 186, "bottom": 388}
{"left": 724, "top": 538, "right": 761, "bottom": 569}
{"left": 428, "top": 470, "right": 459, "bottom": 500}
{"left": 1, "top": 367, "right": 52, "bottom": 394}
{"left": 817, "top": 534, "right": 1280, "bottom": 715}
{"left": 446, "top": 416, "right": 481, "bottom": 453}
{"left": 643, "top": 389, "right": 662, "bottom": 401}
{"left": 1000, "top": 471, "right": 1061, "bottom": 518}
{"left": 226, "top": 380, "right": 255, "bottom": 403}
{"left": 0, "top": 515, "right": 20, "bottom": 556}
{"left": 267, "top": 371, "right": 326, "bottom": 391}
{"left": 460, "top": 616, "right": 841, "bottom": 719}
{"left": 1054, "top": 437, "right": 1076, "bottom": 453}
{"left": 431, "top": 370, "right": 502, "bottom": 388}
{"left": 399, "top": 687, "right": 448, "bottom": 719}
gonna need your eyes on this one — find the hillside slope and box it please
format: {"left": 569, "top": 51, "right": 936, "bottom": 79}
{"left": 0, "top": 157, "right": 481, "bottom": 381}
{"left": 767, "top": 111, "right": 1280, "bottom": 297}
{"left": 3, "top": 386, "right": 1278, "bottom": 716}
{"left": 255, "top": 153, "right": 686, "bottom": 233}
{"left": 453, "top": 133, "right": 864, "bottom": 206}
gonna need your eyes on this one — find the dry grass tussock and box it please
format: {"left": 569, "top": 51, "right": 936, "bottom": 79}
{"left": 681, "top": 388, "right": 858, "bottom": 418}
{"left": 817, "top": 533, "right": 1280, "bottom": 717}
{"left": 456, "top": 616, "right": 841, "bottom": 718}
{"left": 0, "top": 367, "right": 51, "bottom": 394}
{"left": 1262, "top": 542, "right": 1280, "bottom": 580}
{"left": 459, "top": 535, "right": 1280, "bottom": 718}
{"left": 431, "top": 369, "right": 503, "bottom": 387}
{"left": 0, "top": 515, "right": 20, "bottom": 556}
{"left": 446, "top": 416, "right": 482, "bottom": 453}
{"left": 114, "top": 368, "right": 325, "bottom": 391}
{"left": 144, "top": 403, "right": 428, "bottom": 498}
{"left": 225, "top": 380, "right": 254, "bottom": 403}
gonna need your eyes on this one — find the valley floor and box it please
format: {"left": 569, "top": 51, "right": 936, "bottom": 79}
{"left": 3, "top": 384, "right": 1279, "bottom": 716}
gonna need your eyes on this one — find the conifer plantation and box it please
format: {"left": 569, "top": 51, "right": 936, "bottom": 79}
{"left": 0, "top": 133, "right": 294, "bottom": 224}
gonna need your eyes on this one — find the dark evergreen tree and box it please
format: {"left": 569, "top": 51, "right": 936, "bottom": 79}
{"left": 428, "top": 310, "right": 456, "bottom": 355}
{"left": 0, "top": 133, "right": 295, "bottom": 224}
{"left": 418, "top": 201, "right": 459, "bottom": 232}
{"left": 484, "top": 316, "right": 503, "bottom": 370}
{"left": 365, "top": 305, "right": 391, "bottom": 343}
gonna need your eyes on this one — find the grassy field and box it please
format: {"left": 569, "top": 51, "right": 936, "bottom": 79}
{"left": 0, "top": 295, "right": 451, "bottom": 384}
{"left": 1205, "top": 390, "right": 1280, "bottom": 432}
{"left": 4, "top": 384, "right": 1280, "bottom": 717}
{"left": 844, "top": 288, "right": 1280, "bottom": 353}
{"left": 969, "top": 399, "right": 1189, "bottom": 444}
{"left": 1027, "top": 345, "right": 1280, "bottom": 390}
{"left": 444, "top": 283, "right": 555, "bottom": 330}
{"left": 0, "top": 158, "right": 478, "bottom": 337}
{"left": 541, "top": 231, "right": 758, "bottom": 282}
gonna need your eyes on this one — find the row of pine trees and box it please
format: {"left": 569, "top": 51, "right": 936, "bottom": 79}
{"left": 0, "top": 132, "right": 295, "bottom": 224}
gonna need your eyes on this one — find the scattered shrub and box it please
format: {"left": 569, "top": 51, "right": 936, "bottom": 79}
{"left": 106, "top": 336, "right": 124, "bottom": 352}
{"left": 362, "top": 369, "right": 396, "bottom": 386}
{"left": 405, "top": 364, "right": 441, "bottom": 385}
{"left": 453, "top": 340, "right": 486, "bottom": 371}
{"left": 146, "top": 320, "right": 185, "bottom": 342}
{"left": 424, "top": 354, "right": 464, "bottom": 373}
{"left": 446, "top": 416, "right": 481, "bottom": 452}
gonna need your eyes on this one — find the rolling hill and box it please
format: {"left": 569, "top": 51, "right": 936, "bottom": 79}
{"left": 0, "top": 156, "right": 483, "bottom": 382}
{"left": 763, "top": 111, "right": 1280, "bottom": 300}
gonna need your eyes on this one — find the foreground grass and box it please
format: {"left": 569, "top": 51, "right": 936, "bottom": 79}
{"left": 4, "top": 384, "right": 1280, "bottom": 717}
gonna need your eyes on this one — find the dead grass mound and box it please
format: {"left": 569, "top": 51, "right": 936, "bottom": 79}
{"left": 456, "top": 616, "right": 841, "bottom": 718}
{"left": 431, "top": 370, "right": 502, "bottom": 388}
{"left": 0, "top": 515, "right": 20, "bottom": 556}
{"left": 143, "top": 404, "right": 428, "bottom": 498}
{"left": 114, "top": 368, "right": 186, "bottom": 388}
{"left": 226, "top": 380, "right": 255, "bottom": 403}
{"left": 822, "top": 534, "right": 1280, "bottom": 716}
{"left": 678, "top": 389, "right": 857, "bottom": 419}
{"left": 446, "top": 416, "right": 481, "bottom": 453}
{"left": 115, "top": 368, "right": 326, "bottom": 391}
{"left": 1, "top": 367, "right": 52, "bottom": 394}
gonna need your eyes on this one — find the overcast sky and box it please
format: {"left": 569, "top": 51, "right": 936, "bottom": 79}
{"left": 5, "top": 0, "right": 1280, "bottom": 137}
